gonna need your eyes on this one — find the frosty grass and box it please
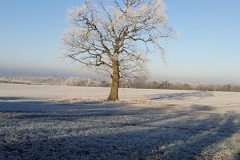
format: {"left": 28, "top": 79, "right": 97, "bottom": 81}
{"left": 0, "top": 84, "right": 239, "bottom": 159}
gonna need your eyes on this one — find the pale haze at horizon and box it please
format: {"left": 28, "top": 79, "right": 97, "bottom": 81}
{"left": 0, "top": 0, "right": 239, "bottom": 84}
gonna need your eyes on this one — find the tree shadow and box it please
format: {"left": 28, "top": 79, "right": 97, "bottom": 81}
{"left": 0, "top": 97, "right": 27, "bottom": 101}
{"left": 146, "top": 91, "right": 214, "bottom": 101}
{"left": 0, "top": 97, "right": 239, "bottom": 159}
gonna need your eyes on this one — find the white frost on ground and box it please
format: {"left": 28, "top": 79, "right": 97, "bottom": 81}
{"left": 0, "top": 84, "right": 239, "bottom": 159}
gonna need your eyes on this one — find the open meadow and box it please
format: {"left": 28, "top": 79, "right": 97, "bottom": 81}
{"left": 0, "top": 83, "right": 239, "bottom": 159}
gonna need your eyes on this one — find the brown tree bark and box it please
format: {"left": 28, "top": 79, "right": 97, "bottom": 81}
{"left": 107, "top": 61, "right": 120, "bottom": 101}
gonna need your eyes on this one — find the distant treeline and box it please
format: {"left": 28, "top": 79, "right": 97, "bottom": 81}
{"left": 0, "top": 76, "right": 240, "bottom": 92}
{"left": 124, "top": 80, "right": 240, "bottom": 92}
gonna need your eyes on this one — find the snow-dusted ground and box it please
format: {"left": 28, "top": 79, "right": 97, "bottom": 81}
{"left": 0, "top": 84, "right": 239, "bottom": 160}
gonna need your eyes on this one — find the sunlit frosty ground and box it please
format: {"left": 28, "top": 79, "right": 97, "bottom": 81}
{"left": 0, "top": 84, "right": 239, "bottom": 160}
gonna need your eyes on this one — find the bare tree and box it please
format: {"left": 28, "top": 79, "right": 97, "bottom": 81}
{"left": 61, "top": 0, "right": 176, "bottom": 101}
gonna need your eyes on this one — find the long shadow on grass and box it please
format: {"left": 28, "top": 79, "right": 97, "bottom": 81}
{"left": 146, "top": 91, "right": 214, "bottom": 100}
{"left": 0, "top": 97, "right": 239, "bottom": 160}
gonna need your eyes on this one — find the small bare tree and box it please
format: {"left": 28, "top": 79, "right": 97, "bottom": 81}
{"left": 61, "top": 0, "right": 175, "bottom": 101}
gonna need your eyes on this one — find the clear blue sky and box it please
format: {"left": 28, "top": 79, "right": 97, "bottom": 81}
{"left": 1, "top": 0, "right": 240, "bottom": 84}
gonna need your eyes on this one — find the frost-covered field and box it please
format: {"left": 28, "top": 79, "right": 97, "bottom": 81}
{"left": 0, "top": 84, "right": 239, "bottom": 160}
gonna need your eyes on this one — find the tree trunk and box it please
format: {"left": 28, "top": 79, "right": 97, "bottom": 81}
{"left": 107, "top": 61, "right": 120, "bottom": 101}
